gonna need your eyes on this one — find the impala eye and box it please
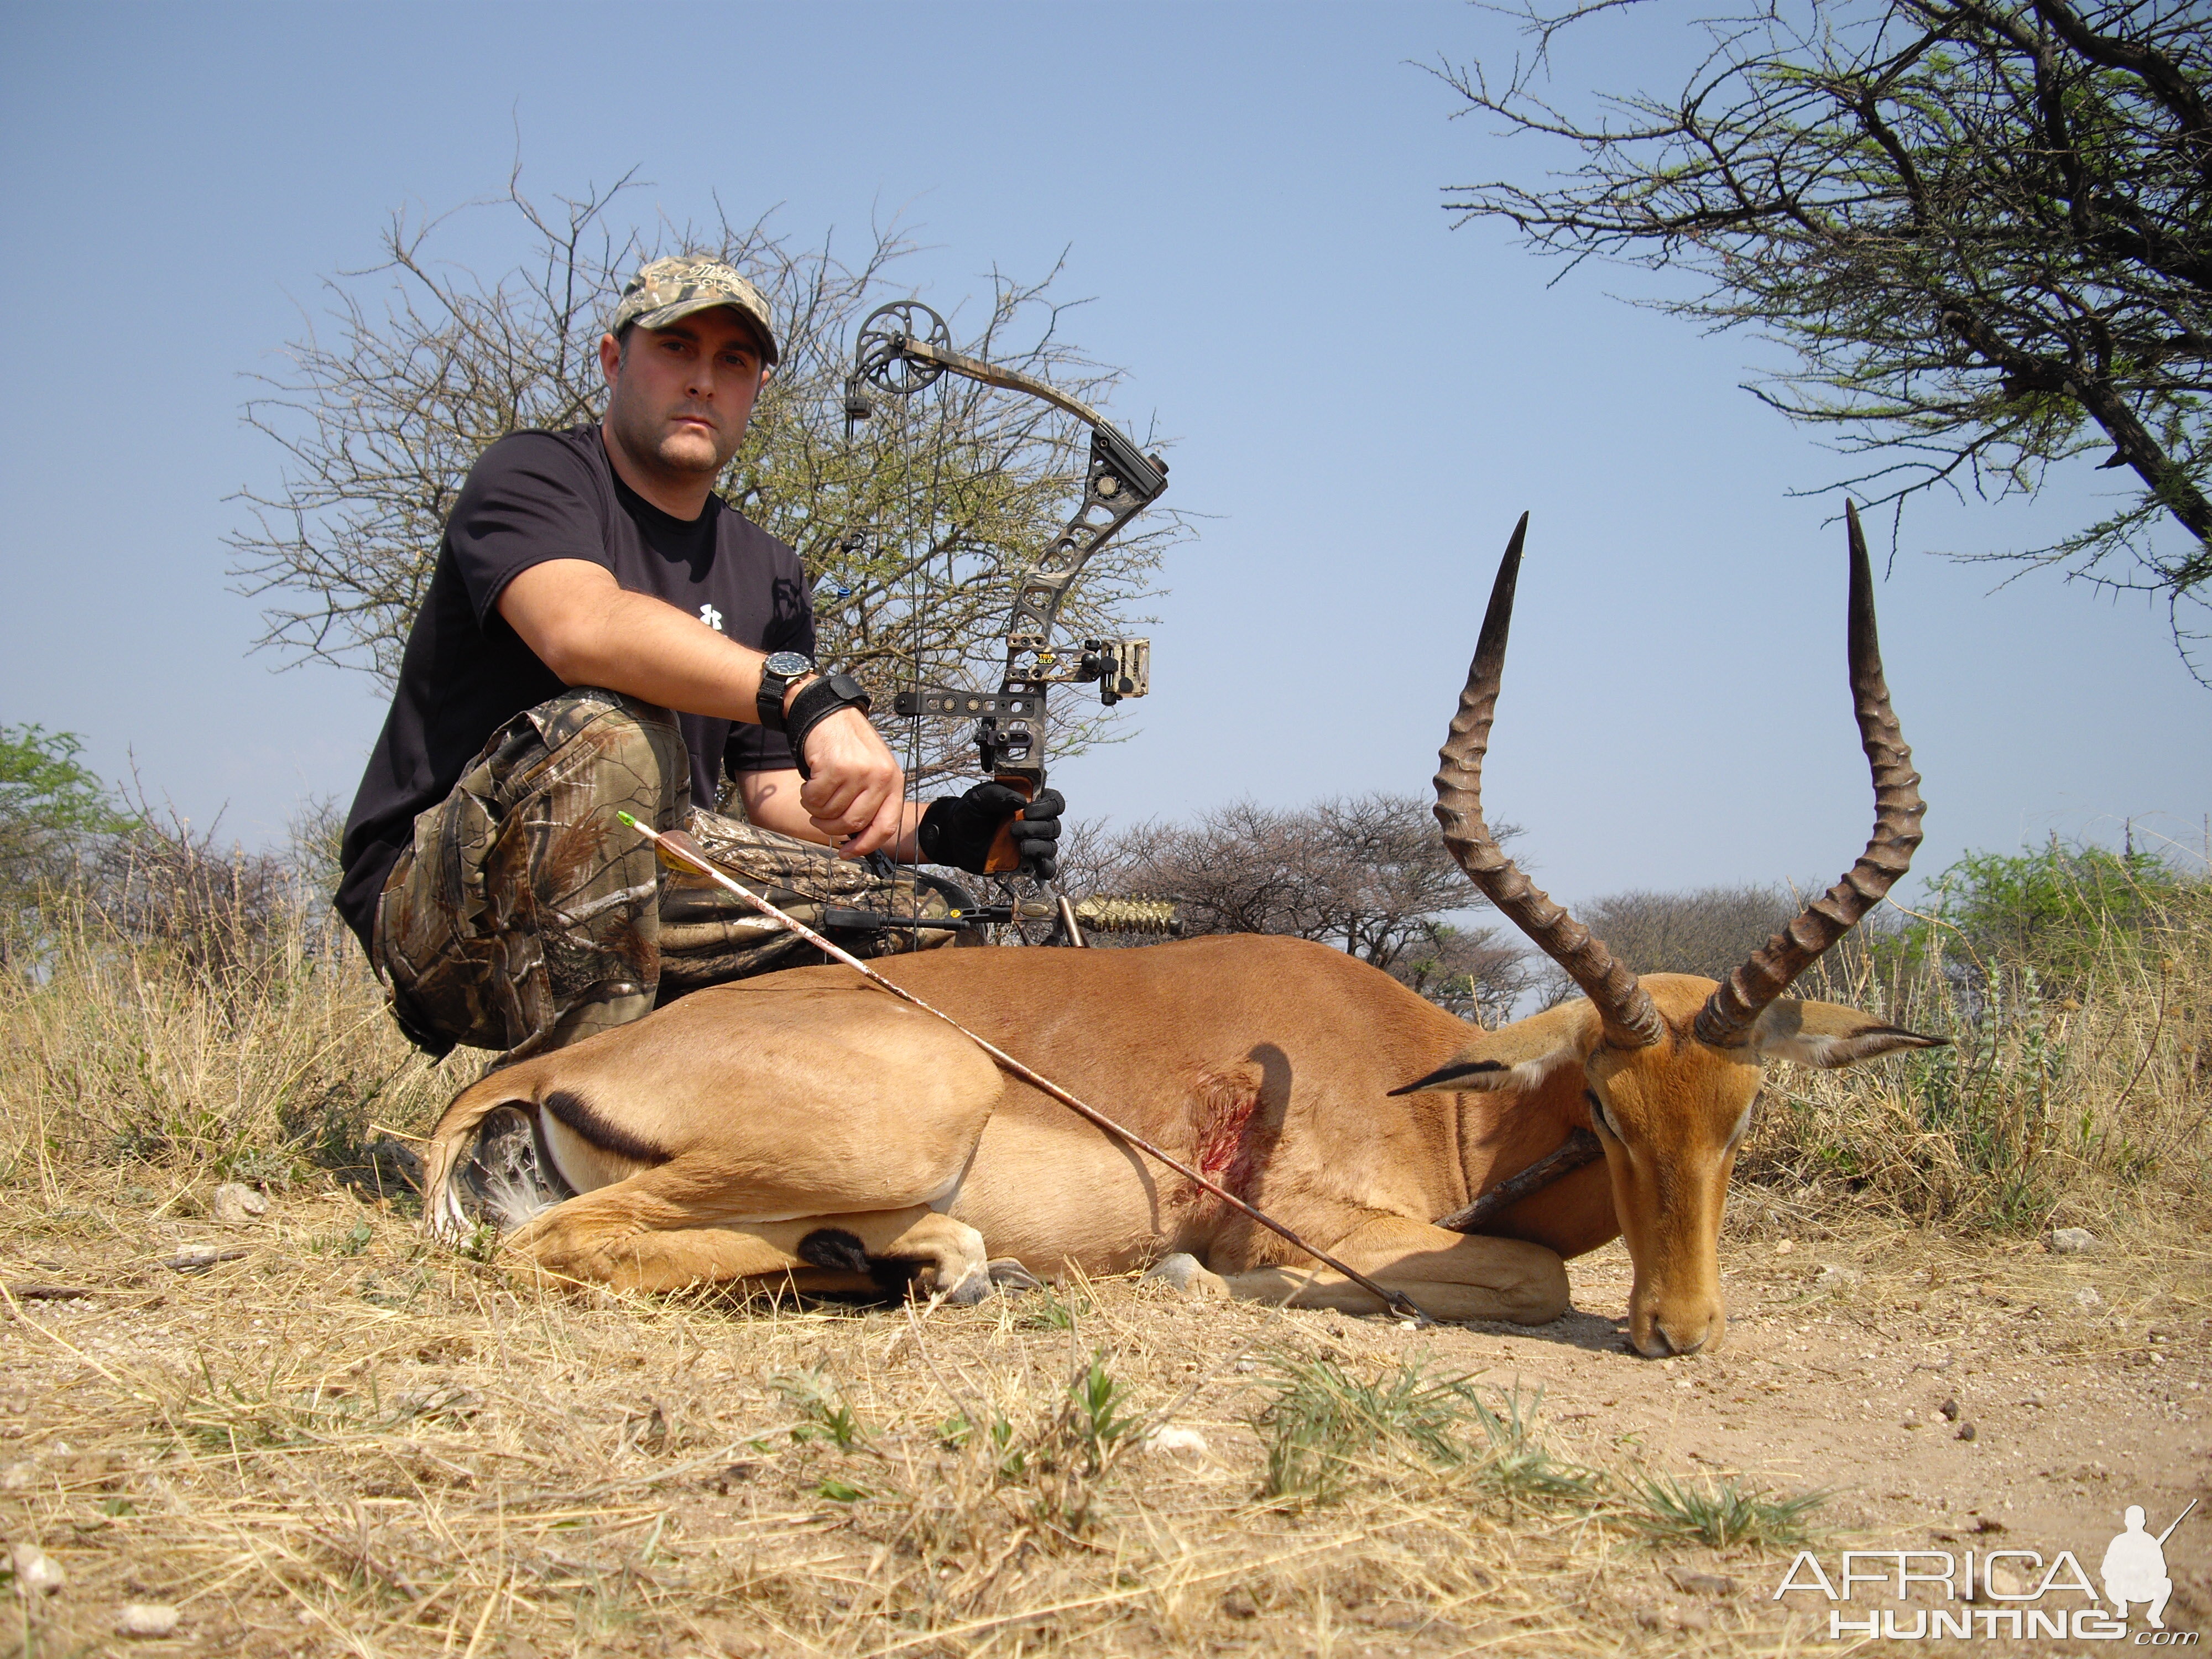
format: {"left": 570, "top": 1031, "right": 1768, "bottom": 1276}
{"left": 1584, "top": 1088, "right": 1619, "bottom": 1139}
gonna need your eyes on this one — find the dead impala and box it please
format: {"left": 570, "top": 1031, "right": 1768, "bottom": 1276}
{"left": 424, "top": 506, "right": 1941, "bottom": 1356}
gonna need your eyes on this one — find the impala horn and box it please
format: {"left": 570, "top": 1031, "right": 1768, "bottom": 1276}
{"left": 1693, "top": 503, "right": 1926, "bottom": 1046}
{"left": 1433, "top": 514, "right": 1667, "bottom": 1048}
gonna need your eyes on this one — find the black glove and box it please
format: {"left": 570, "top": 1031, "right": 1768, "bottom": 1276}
{"left": 917, "top": 784, "right": 1065, "bottom": 879}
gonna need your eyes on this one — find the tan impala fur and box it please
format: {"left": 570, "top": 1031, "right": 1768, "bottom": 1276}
{"left": 422, "top": 509, "right": 1942, "bottom": 1356}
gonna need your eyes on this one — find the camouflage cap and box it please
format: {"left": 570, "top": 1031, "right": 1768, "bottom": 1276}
{"left": 611, "top": 255, "right": 779, "bottom": 364}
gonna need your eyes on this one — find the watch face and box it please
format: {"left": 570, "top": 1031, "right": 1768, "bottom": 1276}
{"left": 763, "top": 651, "right": 813, "bottom": 677}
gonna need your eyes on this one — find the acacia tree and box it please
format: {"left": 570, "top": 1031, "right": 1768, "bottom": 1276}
{"left": 1064, "top": 794, "right": 1540, "bottom": 1025}
{"left": 1440, "top": 0, "right": 2212, "bottom": 674}
{"left": 228, "top": 173, "right": 1178, "bottom": 782}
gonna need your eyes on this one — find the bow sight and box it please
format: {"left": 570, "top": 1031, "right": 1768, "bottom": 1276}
{"left": 844, "top": 300, "right": 1169, "bottom": 869}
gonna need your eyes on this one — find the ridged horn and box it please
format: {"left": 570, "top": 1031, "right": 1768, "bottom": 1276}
{"left": 1694, "top": 503, "right": 1927, "bottom": 1047}
{"left": 1434, "top": 515, "right": 1666, "bottom": 1048}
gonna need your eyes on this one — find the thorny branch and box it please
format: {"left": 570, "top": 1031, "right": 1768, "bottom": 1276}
{"left": 1438, "top": 0, "right": 2212, "bottom": 677}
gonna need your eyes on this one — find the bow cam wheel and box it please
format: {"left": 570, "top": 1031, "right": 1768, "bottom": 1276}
{"left": 854, "top": 300, "right": 952, "bottom": 397}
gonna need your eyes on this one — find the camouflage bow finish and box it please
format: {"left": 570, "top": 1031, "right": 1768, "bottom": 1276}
{"left": 844, "top": 302, "right": 1171, "bottom": 873}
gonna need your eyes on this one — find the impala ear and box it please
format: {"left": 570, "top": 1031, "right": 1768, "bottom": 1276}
{"left": 1752, "top": 999, "right": 1948, "bottom": 1070}
{"left": 1389, "top": 1001, "right": 1597, "bottom": 1095}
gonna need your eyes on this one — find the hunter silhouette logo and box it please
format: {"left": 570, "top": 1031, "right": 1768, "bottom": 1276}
{"left": 698, "top": 603, "right": 724, "bottom": 632}
{"left": 1775, "top": 1497, "right": 2199, "bottom": 1642}
{"left": 2105, "top": 1501, "right": 2193, "bottom": 1631}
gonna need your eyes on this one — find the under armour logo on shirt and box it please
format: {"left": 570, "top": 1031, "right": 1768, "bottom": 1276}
{"left": 698, "top": 604, "right": 724, "bottom": 632}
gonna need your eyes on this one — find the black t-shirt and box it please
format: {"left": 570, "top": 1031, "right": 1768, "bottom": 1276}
{"left": 334, "top": 424, "right": 814, "bottom": 948}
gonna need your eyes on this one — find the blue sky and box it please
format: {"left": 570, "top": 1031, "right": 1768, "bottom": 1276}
{"left": 4, "top": 0, "right": 2206, "bottom": 910}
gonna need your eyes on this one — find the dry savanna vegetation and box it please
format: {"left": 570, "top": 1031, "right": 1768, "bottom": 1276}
{"left": 2, "top": 795, "right": 2208, "bottom": 1656}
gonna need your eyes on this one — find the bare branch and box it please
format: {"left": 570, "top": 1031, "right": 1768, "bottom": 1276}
{"left": 1435, "top": 0, "right": 2212, "bottom": 676}
{"left": 227, "top": 179, "right": 1187, "bottom": 765}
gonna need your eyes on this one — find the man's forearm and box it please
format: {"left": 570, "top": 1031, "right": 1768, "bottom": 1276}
{"left": 500, "top": 557, "right": 907, "bottom": 857}
{"left": 530, "top": 583, "right": 780, "bottom": 723}
{"left": 740, "top": 770, "right": 925, "bottom": 859}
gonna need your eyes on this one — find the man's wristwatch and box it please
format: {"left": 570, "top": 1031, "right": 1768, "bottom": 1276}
{"left": 783, "top": 672, "right": 873, "bottom": 781}
{"left": 755, "top": 650, "right": 815, "bottom": 734}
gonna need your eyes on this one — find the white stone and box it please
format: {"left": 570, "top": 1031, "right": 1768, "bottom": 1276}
{"left": 1138, "top": 1425, "right": 1210, "bottom": 1457}
{"left": 10, "top": 1542, "right": 64, "bottom": 1594}
{"left": 116, "top": 1603, "right": 180, "bottom": 1637}
{"left": 2051, "top": 1227, "right": 2098, "bottom": 1255}
{"left": 210, "top": 1183, "right": 268, "bottom": 1226}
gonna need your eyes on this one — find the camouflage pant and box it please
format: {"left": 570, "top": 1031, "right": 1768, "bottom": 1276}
{"left": 372, "top": 688, "right": 954, "bottom": 1063}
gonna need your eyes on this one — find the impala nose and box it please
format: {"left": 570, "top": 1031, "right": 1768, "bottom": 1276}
{"left": 1648, "top": 1311, "right": 1722, "bottom": 1357}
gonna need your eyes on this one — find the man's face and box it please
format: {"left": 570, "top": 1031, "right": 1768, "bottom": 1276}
{"left": 598, "top": 307, "right": 770, "bottom": 481}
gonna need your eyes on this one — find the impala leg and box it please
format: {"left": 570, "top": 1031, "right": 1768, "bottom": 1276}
{"left": 1215, "top": 1216, "right": 1569, "bottom": 1324}
{"left": 503, "top": 1173, "right": 990, "bottom": 1300}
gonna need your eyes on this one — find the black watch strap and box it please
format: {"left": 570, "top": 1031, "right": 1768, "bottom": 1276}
{"left": 756, "top": 651, "right": 814, "bottom": 733}
{"left": 784, "top": 672, "right": 873, "bottom": 780}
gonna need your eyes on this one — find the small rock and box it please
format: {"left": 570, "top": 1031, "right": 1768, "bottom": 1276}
{"left": 0, "top": 1463, "right": 34, "bottom": 1492}
{"left": 1669, "top": 1568, "right": 1739, "bottom": 1597}
{"left": 1138, "top": 1425, "right": 1209, "bottom": 1457}
{"left": 1634, "top": 1606, "right": 1664, "bottom": 1631}
{"left": 1939, "top": 1397, "right": 1962, "bottom": 1421}
{"left": 1674, "top": 1604, "right": 1713, "bottom": 1631}
{"left": 1232, "top": 1359, "right": 1256, "bottom": 1374}
{"left": 2051, "top": 1227, "right": 2098, "bottom": 1255}
{"left": 116, "top": 1603, "right": 181, "bottom": 1638}
{"left": 1219, "top": 1587, "right": 1259, "bottom": 1620}
{"left": 1813, "top": 1263, "right": 1862, "bottom": 1292}
{"left": 1956, "top": 1420, "right": 1978, "bottom": 1442}
{"left": 1773, "top": 1238, "right": 1795, "bottom": 1256}
{"left": 210, "top": 1183, "right": 268, "bottom": 1225}
{"left": 2073, "top": 1285, "right": 2101, "bottom": 1308}
{"left": 9, "top": 1541, "right": 64, "bottom": 1593}
{"left": 705, "top": 1460, "right": 759, "bottom": 1495}
{"left": 1902, "top": 1410, "right": 1922, "bottom": 1429}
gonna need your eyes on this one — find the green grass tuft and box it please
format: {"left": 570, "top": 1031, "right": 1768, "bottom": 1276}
{"left": 1624, "top": 1471, "right": 1828, "bottom": 1550}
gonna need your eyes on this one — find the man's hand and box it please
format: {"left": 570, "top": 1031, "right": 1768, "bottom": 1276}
{"left": 919, "top": 784, "right": 1066, "bottom": 879}
{"left": 797, "top": 705, "right": 906, "bottom": 857}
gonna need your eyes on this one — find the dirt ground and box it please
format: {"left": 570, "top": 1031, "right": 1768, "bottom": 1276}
{"left": 2, "top": 1184, "right": 2206, "bottom": 1657}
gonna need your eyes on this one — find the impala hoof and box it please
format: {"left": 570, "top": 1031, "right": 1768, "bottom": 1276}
{"left": 985, "top": 1258, "right": 1043, "bottom": 1294}
{"left": 939, "top": 1262, "right": 996, "bottom": 1307}
{"left": 454, "top": 1107, "right": 571, "bottom": 1235}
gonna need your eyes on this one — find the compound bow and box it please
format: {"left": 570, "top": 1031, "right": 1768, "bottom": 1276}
{"left": 843, "top": 300, "right": 1171, "bottom": 901}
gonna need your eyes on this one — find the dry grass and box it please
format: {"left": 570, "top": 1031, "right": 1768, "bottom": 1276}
{"left": 1738, "top": 879, "right": 2212, "bottom": 1237}
{"left": 3, "top": 1185, "right": 1848, "bottom": 1658}
{"left": 3, "top": 864, "right": 2206, "bottom": 1654}
{"left": 1, "top": 890, "right": 461, "bottom": 1197}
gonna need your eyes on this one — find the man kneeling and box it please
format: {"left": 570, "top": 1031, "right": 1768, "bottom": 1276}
{"left": 334, "top": 254, "right": 1061, "bottom": 1064}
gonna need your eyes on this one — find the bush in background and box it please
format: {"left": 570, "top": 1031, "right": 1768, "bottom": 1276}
{"left": 0, "top": 743, "right": 457, "bottom": 1194}
{"left": 1743, "top": 844, "right": 2210, "bottom": 1233}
